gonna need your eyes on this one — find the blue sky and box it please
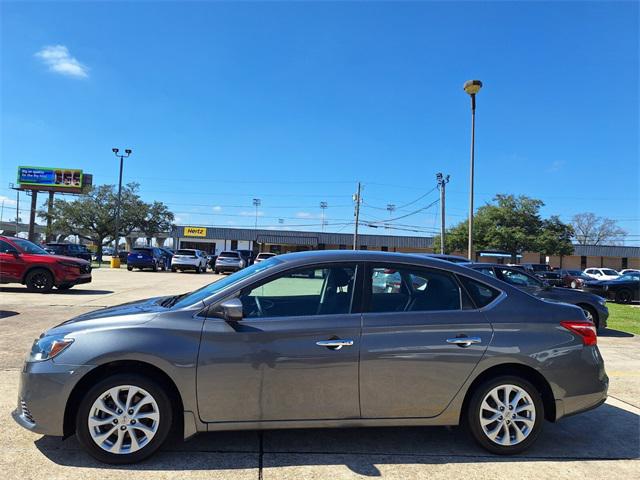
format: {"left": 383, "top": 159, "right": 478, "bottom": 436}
{"left": 1, "top": 1, "right": 638, "bottom": 242}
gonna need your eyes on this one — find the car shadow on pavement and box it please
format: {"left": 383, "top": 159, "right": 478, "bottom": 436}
{"left": 599, "top": 328, "right": 635, "bottom": 338}
{"left": 0, "top": 310, "right": 20, "bottom": 319}
{"left": 0, "top": 287, "right": 114, "bottom": 295}
{"left": 33, "top": 402, "right": 639, "bottom": 475}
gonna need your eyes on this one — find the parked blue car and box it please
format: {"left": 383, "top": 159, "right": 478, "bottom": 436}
{"left": 126, "top": 247, "right": 168, "bottom": 271}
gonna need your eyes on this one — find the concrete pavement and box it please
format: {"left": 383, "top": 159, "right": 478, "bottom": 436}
{"left": 1, "top": 267, "right": 638, "bottom": 479}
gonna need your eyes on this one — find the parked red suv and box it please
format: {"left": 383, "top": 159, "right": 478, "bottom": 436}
{"left": 0, "top": 236, "right": 92, "bottom": 292}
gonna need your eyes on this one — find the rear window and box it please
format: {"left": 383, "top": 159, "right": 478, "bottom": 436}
{"left": 131, "top": 248, "right": 153, "bottom": 254}
{"left": 219, "top": 252, "right": 240, "bottom": 258}
{"left": 177, "top": 250, "right": 196, "bottom": 255}
{"left": 257, "top": 253, "right": 275, "bottom": 259}
{"left": 46, "top": 245, "right": 65, "bottom": 253}
{"left": 458, "top": 276, "right": 501, "bottom": 308}
{"left": 602, "top": 269, "right": 618, "bottom": 276}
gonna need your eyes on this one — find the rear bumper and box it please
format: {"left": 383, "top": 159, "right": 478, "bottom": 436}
{"left": 215, "top": 265, "right": 241, "bottom": 272}
{"left": 128, "top": 260, "right": 156, "bottom": 268}
{"left": 172, "top": 262, "right": 200, "bottom": 270}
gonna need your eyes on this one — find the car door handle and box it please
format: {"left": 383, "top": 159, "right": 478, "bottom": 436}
{"left": 446, "top": 337, "right": 482, "bottom": 347}
{"left": 316, "top": 339, "right": 354, "bottom": 350}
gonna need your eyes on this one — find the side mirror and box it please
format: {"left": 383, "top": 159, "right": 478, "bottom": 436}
{"left": 217, "top": 298, "right": 244, "bottom": 322}
{"left": 11, "top": 250, "right": 20, "bottom": 258}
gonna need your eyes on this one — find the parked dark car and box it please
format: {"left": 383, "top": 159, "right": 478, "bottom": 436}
{"left": 44, "top": 243, "right": 93, "bottom": 262}
{"left": 235, "top": 249, "right": 255, "bottom": 266}
{"left": 557, "top": 269, "right": 593, "bottom": 289}
{"left": 12, "top": 251, "right": 607, "bottom": 463}
{"left": 468, "top": 263, "right": 609, "bottom": 328}
{"left": 207, "top": 253, "right": 218, "bottom": 270}
{"left": 158, "top": 247, "right": 174, "bottom": 270}
{"left": 582, "top": 273, "right": 640, "bottom": 304}
{"left": 118, "top": 250, "right": 129, "bottom": 265}
{"left": 535, "top": 270, "right": 564, "bottom": 287}
{"left": 0, "top": 236, "right": 91, "bottom": 292}
{"left": 521, "top": 263, "right": 552, "bottom": 273}
{"left": 126, "top": 247, "right": 167, "bottom": 271}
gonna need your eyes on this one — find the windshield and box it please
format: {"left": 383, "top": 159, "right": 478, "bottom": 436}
{"left": 12, "top": 238, "right": 49, "bottom": 254}
{"left": 172, "top": 256, "right": 283, "bottom": 308}
{"left": 618, "top": 274, "right": 640, "bottom": 281}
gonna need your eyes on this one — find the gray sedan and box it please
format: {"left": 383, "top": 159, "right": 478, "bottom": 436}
{"left": 13, "top": 251, "right": 608, "bottom": 464}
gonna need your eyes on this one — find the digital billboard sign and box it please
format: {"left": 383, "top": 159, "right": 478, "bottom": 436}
{"left": 17, "top": 166, "right": 84, "bottom": 188}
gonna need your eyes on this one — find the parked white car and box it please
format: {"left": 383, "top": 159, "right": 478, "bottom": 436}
{"left": 583, "top": 267, "right": 620, "bottom": 281}
{"left": 214, "top": 251, "right": 245, "bottom": 273}
{"left": 171, "top": 249, "right": 209, "bottom": 273}
{"left": 619, "top": 269, "right": 640, "bottom": 275}
{"left": 254, "top": 252, "right": 277, "bottom": 264}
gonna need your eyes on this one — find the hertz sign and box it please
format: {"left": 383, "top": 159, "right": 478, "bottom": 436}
{"left": 184, "top": 227, "right": 207, "bottom": 237}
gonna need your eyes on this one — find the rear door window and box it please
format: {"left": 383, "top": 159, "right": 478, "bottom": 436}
{"left": 458, "top": 276, "right": 501, "bottom": 308}
{"left": 368, "top": 265, "right": 461, "bottom": 313}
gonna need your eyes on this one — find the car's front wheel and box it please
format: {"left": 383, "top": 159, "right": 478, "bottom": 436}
{"left": 76, "top": 374, "right": 173, "bottom": 464}
{"left": 25, "top": 269, "right": 54, "bottom": 293}
{"left": 467, "top": 375, "right": 543, "bottom": 455}
{"left": 615, "top": 289, "right": 632, "bottom": 304}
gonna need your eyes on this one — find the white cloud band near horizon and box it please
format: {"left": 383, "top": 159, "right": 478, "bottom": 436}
{"left": 35, "top": 45, "right": 88, "bottom": 78}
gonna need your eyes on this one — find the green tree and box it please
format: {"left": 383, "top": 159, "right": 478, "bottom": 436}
{"left": 39, "top": 183, "right": 173, "bottom": 259}
{"left": 139, "top": 201, "right": 175, "bottom": 245}
{"left": 435, "top": 194, "right": 573, "bottom": 261}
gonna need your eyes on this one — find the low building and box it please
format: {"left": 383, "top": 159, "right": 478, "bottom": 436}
{"left": 172, "top": 225, "right": 433, "bottom": 255}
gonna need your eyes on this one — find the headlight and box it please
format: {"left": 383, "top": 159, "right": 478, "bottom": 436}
{"left": 27, "top": 334, "right": 74, "bottom": 362}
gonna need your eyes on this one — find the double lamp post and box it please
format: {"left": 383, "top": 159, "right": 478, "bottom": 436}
{"left": 112, "top": 147, "right": 132, "bottom": 264}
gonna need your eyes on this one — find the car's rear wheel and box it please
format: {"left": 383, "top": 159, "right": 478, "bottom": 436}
{"left": 171, "top": 267, "right": 176, "bottom": 272}
{"left": 25, "top": 269, "right": 54, "bottom": 293}
{"left": 127, "top": 266, "right": 133, "bottom": 271}
{"left": 467, "top": 375, "right": 543, "bottom": 455}
{"left": 76, "top": 374, "right": 173, "bottom": 464}
{"left": 615, "top": 289, "right": 632, "bottom": 304}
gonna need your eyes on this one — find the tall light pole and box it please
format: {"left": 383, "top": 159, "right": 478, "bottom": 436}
{"left": 112, "top": 147, "right": 132, "bottom": 257}
{"left": 464, "top": 79, "right": 482, "bottom": 260}
{"left": 386, "top": 204, "right": 396, "bottom": 230}
{"left": 320, "top": 201, "right": 328, "bottom": 231}
{"left": 252, "top": 198, "right": 261, "bottom": 230}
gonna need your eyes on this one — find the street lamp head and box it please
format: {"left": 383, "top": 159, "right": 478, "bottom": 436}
{"left": 124, "top": 149, "right": 132, "bottom": 155}
{"left": 463, "top": 79, "right": 483, "bottom": 95}
{"left": 112, "top": 148, "right": 119, "bottom": 154}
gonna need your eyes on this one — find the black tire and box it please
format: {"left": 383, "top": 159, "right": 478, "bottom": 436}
{"left": 615, "top": 289, "right": 632, "bottom": 304}
{"left": 25, "top": 269, "right": 54, "bottom": 293}
{"left": 127, "top": 266, "right": 133, "bottom": 271}
{"left": 214, "top": 269, "right": 219, "bottom": 274}
{"left": 171, "top": 267, "right": 176, "bottom": 273}
{"left": 578, "top": 304, "right": 599, "bottom": 329}
{"left": 57, "top": 283, "right": 74, "bottom": 291}
{"left": 152, "top": 261, "right": 158, "bottom": 272}
{"left": 194, "top": 266, "right": 201, "bottom": 274}
{"left": 75, "top": 373, "right": 173, "bottom": 464}
{"left": 467, "top": 375, "right": 544, "bottom": 455}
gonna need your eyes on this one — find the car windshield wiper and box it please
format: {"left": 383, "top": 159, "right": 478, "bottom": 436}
{"left": 161, "top": 293, "right": 190, "bottom": 308}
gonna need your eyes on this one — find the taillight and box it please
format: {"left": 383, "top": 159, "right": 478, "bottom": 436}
{"left": 560, "top": 321, "right": 597, "bottom": 346}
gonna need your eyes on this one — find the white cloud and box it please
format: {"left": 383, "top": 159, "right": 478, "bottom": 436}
{"left": 0, "top": 195, "right": 17, "bottom": 207}
{"left": 239, "top": 210, "right": 264, "bottom": 217}
{"left": 212, "top": 206, "right": 223, "bottom": 212}
{"left": 295, "top": 211, "right": 313, "bottom": 218}
{"left": 35, "top": 45, "right": 88, "bottom": 78}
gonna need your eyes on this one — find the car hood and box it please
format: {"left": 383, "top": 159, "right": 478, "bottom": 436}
{"left": 48, "top": 296, "right": 170, "bottom": 335}
{"left": 50, "top": 254, "right": 90, "bottom": 265}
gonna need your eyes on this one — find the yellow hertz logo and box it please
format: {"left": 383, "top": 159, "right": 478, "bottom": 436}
{"left": 184, "top": 227, "right": 207, "bottom": 237}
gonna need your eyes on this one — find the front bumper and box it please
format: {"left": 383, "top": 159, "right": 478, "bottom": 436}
{"left": 57, "top": 272, "right": 92, "bottom": 287}
{"left": 12, "top": 360, "right": 94, "bottom": 436}
{"left": 595, "top": 302, "right": 609, "bottom": 328}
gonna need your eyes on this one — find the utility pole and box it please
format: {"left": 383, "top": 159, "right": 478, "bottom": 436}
{"left": 320, "top": 201, "right": 328, "bottom": 231}
{"left": 253, "top": 198, "right": 261, "bottom": 230}
{"left": 16, "top": 188, "right": 20, "bottom": 235}
{"left": 46, "top": 191, "right": 55, "bottom": 242}
{"left": 0, "top": 199, "right": 4, "bottom": 224}
{"left": 436, "top": 173, "right": 450, "bottom": 254}
{"left": 353, "top": 182, "right": 361, "bottom": 250}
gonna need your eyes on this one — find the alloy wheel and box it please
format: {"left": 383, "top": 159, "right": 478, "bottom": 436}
{"left": 87, "top": 385, "right": 160, "bottom": 454}
{"left": 479, "top": 384, "right": 536, "bottom": 446}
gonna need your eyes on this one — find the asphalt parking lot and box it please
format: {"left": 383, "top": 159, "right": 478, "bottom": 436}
{"left": 1, "top": 268, "right": 639, "bottom": 479}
